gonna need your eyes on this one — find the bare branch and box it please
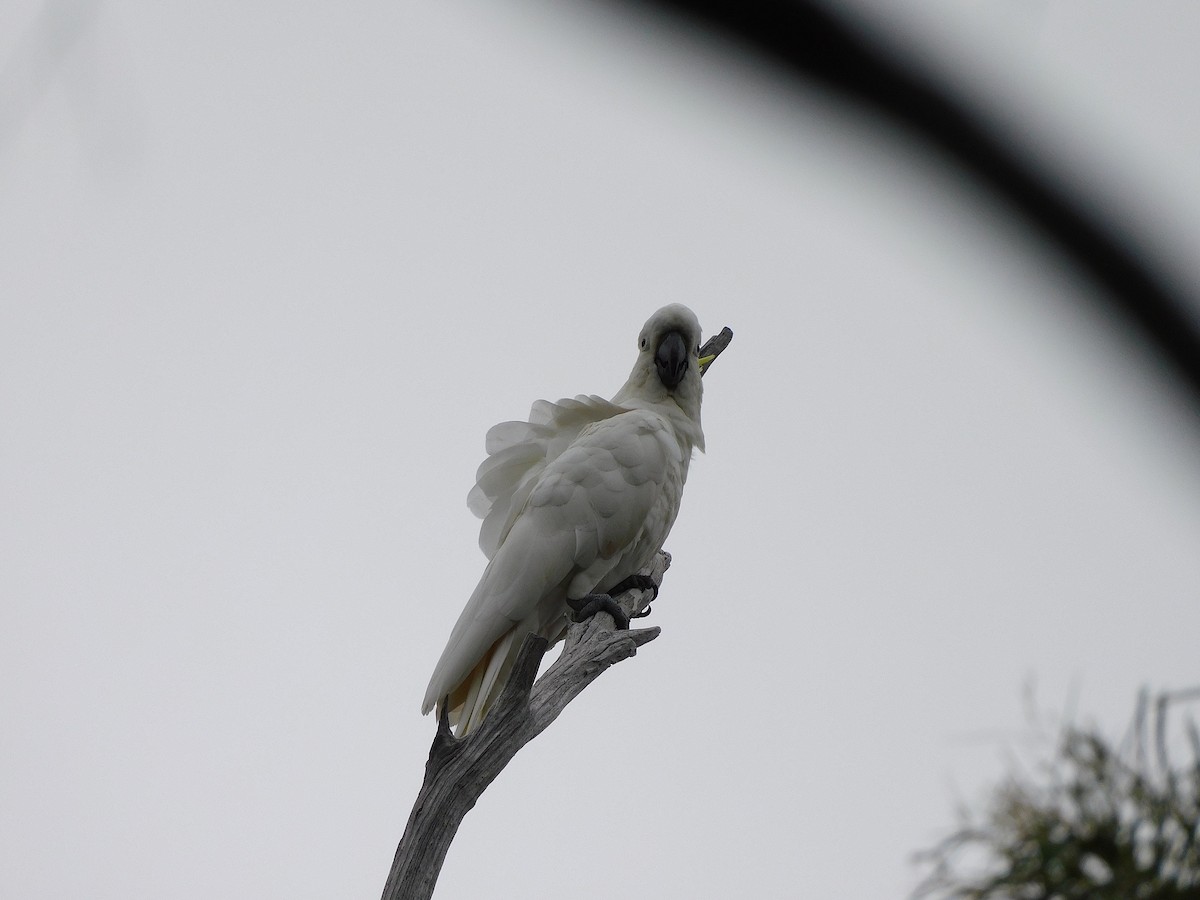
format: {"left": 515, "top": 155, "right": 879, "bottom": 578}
{"left": 699, "top": 326, "right": 733, "bottom": 376}
{"left": 381, "top": 552, "right": 672, "bottom": 900}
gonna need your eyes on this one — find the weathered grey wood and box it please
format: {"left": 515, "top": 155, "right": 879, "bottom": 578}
{"left": 699, "top": 326, "right": 733, "bottom": 375}
{"left": 381, "top": 552, "right": 671, "bottom": 900}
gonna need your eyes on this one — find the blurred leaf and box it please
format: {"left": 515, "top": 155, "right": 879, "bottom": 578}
{"left": 914, "top": 688, "right": 1200, "bottom": 899}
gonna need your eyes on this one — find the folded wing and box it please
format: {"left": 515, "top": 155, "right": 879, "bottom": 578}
{"left": 467, "top": 395, "right": 628, "bottom": 559}
{"left": 423, "top": 406, "right": 685, "bottom": 733}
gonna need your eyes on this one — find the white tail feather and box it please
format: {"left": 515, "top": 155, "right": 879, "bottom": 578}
{"left": 450, "top": 628, "right": 520, "bottom": 737}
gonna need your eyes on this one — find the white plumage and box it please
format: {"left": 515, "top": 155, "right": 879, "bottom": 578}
{"left": 422, "top": 304, "right": 707, "bottom": 736}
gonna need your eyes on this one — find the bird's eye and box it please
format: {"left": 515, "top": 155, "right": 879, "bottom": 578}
{"left": 639, "top": 338, "right": 647, "bottom": 349}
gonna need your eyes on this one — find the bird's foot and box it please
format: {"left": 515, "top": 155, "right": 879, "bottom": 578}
{"left": 566, "top": 593, "right": 630, "bottom": 630}
{"left": 607, "top": 573, "right": 659, "bottom": 601}
{"left": 606, "top": 574, "right": 658, "bottom": 619}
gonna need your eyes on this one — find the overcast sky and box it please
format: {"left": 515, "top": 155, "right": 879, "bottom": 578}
{"left": 3, "top": 2, "right": 1199, "bottom": 898}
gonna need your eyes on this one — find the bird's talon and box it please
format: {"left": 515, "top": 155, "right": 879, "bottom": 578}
{"left": 609, "top": 573, "right": 660, "bottom": 601}
{"left": 630, "top": 604, "right": 652, "bottom": 620}
{"left": 568, "top": 593, "right": 630, "bottom": 630}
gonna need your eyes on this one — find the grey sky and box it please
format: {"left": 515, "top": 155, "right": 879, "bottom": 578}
{"left": 2, "top": 2, "right": 1199, "bottom": 897}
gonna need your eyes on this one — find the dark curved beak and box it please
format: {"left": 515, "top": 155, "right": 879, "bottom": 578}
{"left": 655, "top": 330, "right": 688, "bottom": 389}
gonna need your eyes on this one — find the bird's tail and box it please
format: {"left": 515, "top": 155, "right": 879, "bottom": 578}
{"left": 439, "top": 628, "right": 522, "bottom": 738}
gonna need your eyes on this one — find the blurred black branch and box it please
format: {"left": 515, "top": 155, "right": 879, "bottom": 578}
{"left": 604, "top": 0, "right": 1200, "bottom": 413}
{"left": 0, "top": 0, "right": 98, "bottom": 150}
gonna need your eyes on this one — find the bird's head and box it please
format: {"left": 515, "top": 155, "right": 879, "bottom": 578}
{"left": 637, "top": 303, "right": 703, "bottom": 389}
{"left": 616, "top": 304, "right": 705, "bottom": 432}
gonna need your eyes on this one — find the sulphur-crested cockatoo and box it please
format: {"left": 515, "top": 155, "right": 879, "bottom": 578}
{"left": 422, "top": 304, "right": 708, "bottom": 737}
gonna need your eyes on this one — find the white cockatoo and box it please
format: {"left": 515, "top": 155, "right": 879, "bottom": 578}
{"left": 422, "top": 304, "right": 709, "bottom": 737}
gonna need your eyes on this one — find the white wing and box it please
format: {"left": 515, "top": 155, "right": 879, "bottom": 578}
{"left": 422, "top": 408, "right": 686, "bottom": 728}
{"left": 467, "top": 395, "right": 628, "bottom": 559}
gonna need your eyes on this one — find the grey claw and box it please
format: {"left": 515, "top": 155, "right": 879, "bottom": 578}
{"left": 566, "top": 593, "right": 630, "bottom": 630}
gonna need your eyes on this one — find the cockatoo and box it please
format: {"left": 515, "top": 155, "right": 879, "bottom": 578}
{"left": 422, "top": 304, "right": 709, "bottom": 737}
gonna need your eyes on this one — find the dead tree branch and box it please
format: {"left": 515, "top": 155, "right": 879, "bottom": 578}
{"left": 381, "top": 551, "right": 671, "bottom": 900}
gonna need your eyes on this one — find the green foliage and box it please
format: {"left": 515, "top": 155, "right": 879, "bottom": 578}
{"left": 915, "top": 689, "right": 1200, "bottom": 900}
